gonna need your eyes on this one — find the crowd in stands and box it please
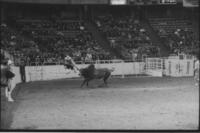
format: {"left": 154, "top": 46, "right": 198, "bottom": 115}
{"left": 1, "top": 18, "right": 113, "bottom": 66}
{"left": 1, "top": 13, "right": 198, "bottom": 66}
{"left": 167, "top": 28, "right": 199, "bottom": 55}
{"left": 1, "top": 23, "right": 38, "bottom": 65}
{"left": 95, "top": 14, "right": 160, "bottom": 60}
{"left": 1, "top": 51, "right": 6, "bottom": 65}
{"left": 149, "top": 17, "right": 199, "bottom": 56}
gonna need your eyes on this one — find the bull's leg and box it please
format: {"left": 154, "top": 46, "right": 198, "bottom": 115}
{"left": 81, "top": 79, "right": 88, "bottom": 88}
{"left": 85, "top": 79, "right": 91, "bottom": 87}
{"left": 103, "top": 77, "right": 107, "bottom": 85}
{"left": 103, "top": 79, "right": 108, "bottom": 86}
{"left": 81, "top": 80, "right": 86, "bottom": 87}
{"left": 103, "top": 72, "right": 111, "bottom": 86}
{"left": 86, "top": 80, "right": 90, "bottom": 87}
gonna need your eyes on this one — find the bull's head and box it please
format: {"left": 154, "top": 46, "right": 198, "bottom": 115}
{"left": 78, "top": 67, "right": 92, "bottom": 78}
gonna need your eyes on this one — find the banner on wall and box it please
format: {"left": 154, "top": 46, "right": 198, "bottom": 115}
{"left": 1, "top": 0, "right": 108, "bottom": 4}
{"left": 183, "top": 0, "right": 198, "bottom": 7}
{"left": 71, "top": 0, "right": 108, "bottom": 4}
{"left": 110, "top": 0, "right": 127, "bottom": 5}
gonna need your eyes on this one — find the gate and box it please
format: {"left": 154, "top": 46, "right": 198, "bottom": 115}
{"left": 145, "top": 58, "right": 163, "bottom": 77}
{"left": 164, "top": 58, "right": 194, "bottom": 77}
{"left": 28, "top": 65, "right": 43, "bottom": 81}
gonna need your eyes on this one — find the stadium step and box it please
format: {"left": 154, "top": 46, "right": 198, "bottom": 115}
{"left": 140, "top": 17, "right": 170, "bottom": 57}
{"left": 84, "top": 21, "right": 123, "bottom": 59}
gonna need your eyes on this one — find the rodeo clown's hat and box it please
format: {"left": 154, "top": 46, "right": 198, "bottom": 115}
{"left": 65, "top": 55, "right": 71, "bottom": 60}
{"left": 7, "top": 59, "right": 13, "bottom": 65}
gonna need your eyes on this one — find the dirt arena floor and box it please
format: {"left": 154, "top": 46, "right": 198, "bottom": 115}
{"left": 1, "top": 77, "right": 199, "bottom": 130}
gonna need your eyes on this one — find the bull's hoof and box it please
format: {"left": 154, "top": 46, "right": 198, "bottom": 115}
{"left": 89, "top": 86, "right": 95, "bottom": 89}
{"left": 97, "top": 85, "right": 102, "bottom": 87}
{"left": 98, "top": 84, "right": 107, "bottom": 88}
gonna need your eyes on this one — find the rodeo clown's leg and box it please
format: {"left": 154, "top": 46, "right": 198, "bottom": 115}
{"left": 73, "top": 66, "right": 79, "bottom": 73}
{"left": 7, "top": 79, "right": 14, "bottom": 102}
{"left": 71, "top": 60, "right": 79, "bottom": 73}
{"left": 64, "top": 64, "right": 71, "bottom": 74}
{"left": 5, "top": 85, "right": 8, "bottom": 98}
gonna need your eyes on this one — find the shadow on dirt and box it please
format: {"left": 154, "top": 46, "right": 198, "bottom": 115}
{"left": 1, "top": 84, "right": 22, "bottom": 129}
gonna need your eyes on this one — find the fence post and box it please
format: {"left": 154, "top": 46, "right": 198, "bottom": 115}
{"left": 121, "top": 61, "right": 124, "bottom": 78}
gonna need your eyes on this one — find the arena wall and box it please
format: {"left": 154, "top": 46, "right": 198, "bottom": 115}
{"left": 1, "top": 0, "right": 108, "bottom": 4}
{"left": 164, "top": 58, "right": 194, "bottom": 77}
{"left": 7, "top": 58, "right": 195, "bottom": 87}
{"left": 23, "top": 58, "right": 195, "bottom": 82}
{"left": 25, "top": 62, "right": 146, "bottom": 82}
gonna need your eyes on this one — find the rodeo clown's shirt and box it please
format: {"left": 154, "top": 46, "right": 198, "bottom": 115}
{"left": 1, "top": 64, "right": 8, "bottom": 86}
{"left": 64, "top": 56, "right": 79, "bottom": 73}
{"left": 65, "top": 56, "right": 76, "bottom": 66}
{"left": 1, "top": 64, "right": 15, "bottom": 86}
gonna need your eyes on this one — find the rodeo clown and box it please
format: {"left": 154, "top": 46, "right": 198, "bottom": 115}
{"left": 1, "top": 59, "right": 15, "bottom": 102}
{"left": 64, "top": 54, "right": 79, "bottom": 73}
{"left": 7, "top": 59, "right": 16, "bottom": 101}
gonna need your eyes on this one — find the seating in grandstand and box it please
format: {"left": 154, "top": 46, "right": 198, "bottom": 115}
{"left": 148, "top": 17, "right": 199, "bottom": 55}
{"left": 1, "top": 6, "right": 198, "bottom": 66}
{"left": 95, "top": 14, "right": 160, "bottom": 60}
{"left": 149, "top": 17, "right": 193, "bottom": 38}
{"left": 2, "top": 18, "right": 113, "bottom": 65}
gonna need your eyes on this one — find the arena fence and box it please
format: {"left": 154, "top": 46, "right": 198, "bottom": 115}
{"left": 145, "top": 58, "right": 163, "bottom": 77}
{"left": 164, "top": 57, "right": 194, "bottom": 77}
{"left": 7, "top": 57, "right": 195, "bottom": 83}
{"left": 28, "top": 59, "right": 129, "bottom": 66}
{"left": 25, "top": 57, "right": 194, "bottom": 82}
{"left": 25, "top": 61, "right": 146, "bottom": 82}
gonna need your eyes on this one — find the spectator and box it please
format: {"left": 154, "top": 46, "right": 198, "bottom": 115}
{"left": 19, "top": 60, "right": 26, "bottom": 82}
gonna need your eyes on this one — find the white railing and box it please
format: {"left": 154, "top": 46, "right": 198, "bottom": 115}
{"left": 25, "top": 61, "right": 146, "bottom": 82}
{"left": 8, "top": 56, "right": 195, "bottom": 83}
{"left": 26, "top": 59, "right": 145, "bottom": 66}
{"left": 145, "top": 58, "right": 163, "bottom": 77}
